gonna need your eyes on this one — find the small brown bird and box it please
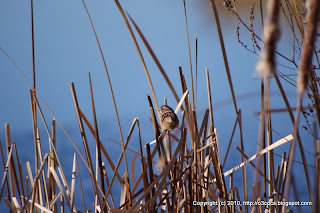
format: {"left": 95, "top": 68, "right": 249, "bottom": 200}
{"left": 158, "top": 105, "right": 179, "bottom": 140}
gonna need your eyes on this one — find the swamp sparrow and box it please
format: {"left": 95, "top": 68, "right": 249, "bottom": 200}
{"left": 158, "top": 105, "right": 179, "bottom": 139}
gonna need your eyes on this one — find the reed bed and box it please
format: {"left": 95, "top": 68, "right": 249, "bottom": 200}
{"left": 0, "top": 0, "right": 319, "bottom": 212}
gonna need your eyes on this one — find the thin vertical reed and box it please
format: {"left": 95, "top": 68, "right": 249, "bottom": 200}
{"left": 79, "top": 111, "right": 123, "bottom": 184}
{"left": 127, "top": 14, "right": 183, "bottom": 108}
{"left": 80, "top": 0, "right": 129, "bottom": 188}
{"left": 0, "top": 141, "right": 10, "bottom": 202}
{"left": 222, "top": 113, "right": 239, "bottom": 168}
{"left": 113, "top": 0, "right": 161, "bottom": 116}
{"left": 195, "top": 38, "right": 198, "bottom": 110}
{"left": 285, "top": 0, "right": 319, "bottom": 207}
{"left": 182, "top": 0, "right": 195, "bottom": 111}
{"left": 209, "top": 0, "right": 238, "bottom": 112}
{"left": 102, "top": 118, "right": 139, "bottom": 210}
{"left": 315, "top": 137, "right": 319, "bottom": 213}
{"left": 5, "top": 125, "right": 19, "bottom": 210}
{"left": 0, "top": 143, "right": 14, "bottom": 201}
{"left": 70, "top": 82, "right": 102, "bottom": 208}
{"left": 88, "top": 73, "right": 106, "bottom": 204}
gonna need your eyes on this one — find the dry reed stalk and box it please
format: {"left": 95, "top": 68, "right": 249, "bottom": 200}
{"left": 110, "top": 138, "right": 154, "bottom": 165}
{"left": 12, "top": 197, "right": 21, "bottom": 212}
{"left": 129, "top": 129, "right": 187, "bottom": 212}
{"left": 49, "top": 167, "right": 72, "bottom": 211}
{"left": 89, "top": 73, "right": 106, "bottom": 203}
{"left": 266, "top": 80, "right": 275, "bottom": 200}
{"left": 256, "top": 0, "right": 281, "bottom": 203}
{"left": 251, "top": 0, "right": 316, "bottom": 208}
{"left": 222, "top": 112, "right": 239, "bottom": 168}
{"left": 130, "top": 153, "right": 138, "bottom": 190}
{"left": 113, "top": 0, "right": 161, "bottom": 118}
{"left": 75, "top": 153, "right": 87, "bottom": 213}
{"left": 4, "top": 197, "right": 17, "bottom": 213}
{"left": 33, "top": 82, "right": 93, "bottom": 181}
{"left": 297, "top": 0, "right": 320, "bottom": 128}
{"left": 28, "top": 199, "right": 54, "bottom": 213}
{"left": 30, "top": 5, "right": 38, "bottom": 181}
{"left": 5, "top": 124, "right": 16, "bottom": 203}
{"left": 0, "top": 140, "right": 11, "bottom": 202}
{"left": 20, "top": 153, "right": 49, "bottom": 212}
{"left": 284, "top": 0, "right": 320, "bottom": 208}
{"left": 80, "top": 1, "right": 130, "bottom": 192}
{"left": 146, "top": 144, "right": 155, "bottom": 198}
{"left": 124, "top": 172, "right": 132, "bottom": 208}
{"left": 80, "top": 111, "right": 123, "bottom": 184}
{"left": 70, "top": 82, "right": 103, "bottom": 209}
{"left": 256, "top": 0, "right": 280, "bottom": 77}
{"left": 143, "top": 144, "right": 151, "bottom": 208}
{"left": 30, "top": 0, "right": 36, "bottom": 89}
{"left": 274, "top": 164, "right": 280, "bottom": 188}
{"left": 33, "top": 95, "right": 63, "bottom": 202}
{"left": 147, "top": 95, "right": 166, "bottom": 167}
{"left": 8, "top": 141, "right": 24, "bottom": 207}
{"left": 49, "top": 119, "right": 57, "bottom": 211}
{"left": 179, "top": 67, "right": 195, "bottom": 145}
{"left": 272, "top": 44, "right": 313, "bottom": 210}
{"left": 0, "top": 142, "right": 14, "bottom": 201}
{"left": 205, "top": 68, "right": 215, "bottom": 134}
{"left": 49, "top": 191, "right": 62, "bottom": 210}
{"left": 209, "top": 145, "right": 226, "bottom": 200}
{"left": 126, "top": 14, "right": 182, "bottom": 109}
{"left": 235, "top": 146, "right": 273, "bottom": 185}
{"left": 293, "top": 0, "right": 304, "bottom": 37}
{"left": 0, "top": 45, "right": 96, "bottom": 178}
{"left": 102, "top": 163, "right": 116, "bottom": 208}
{"left": 214, "top": 135, "right": 293, "bottom": 182}
{"left": 182, "top": 0, "right": 195, "bottom": 111}
{"left": 36, "top": 132, "right": 49, "bottom": 208}
{"left": 297, "top": 0, "right": 320, "bottom": 94}
{"left": 101, "top": 118, "right": 140, "bottom": 210}
{"left": 209, "top": 0, "right": 238, "bottom": 112}
{"left": 17, "top": 163, "right": 25, "bottom": 208}
{"left": 70, "top": 154, "right": 76, "bottom": 211}
{"left": 60, "top": 193, "right": 64, "bottom": 213}
{"left": 195, "top": 39, "right": 198, "bottom": 111}
{"left": 192, "top": 111, "right": 199, "bottom": 143}
{"left": 315, "top": 138, "right": 319, "bottom": 213}
{"left": 237, "top": 110, "right": 247, "bottom": 211}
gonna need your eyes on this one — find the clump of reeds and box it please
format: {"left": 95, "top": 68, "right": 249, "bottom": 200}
{"left": 1, "top": 0, "right": 320, "bottom": 212}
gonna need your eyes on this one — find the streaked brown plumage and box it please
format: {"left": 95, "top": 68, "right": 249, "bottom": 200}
{"left": 158, "top": 105, "right": 179, "bottom": 140}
